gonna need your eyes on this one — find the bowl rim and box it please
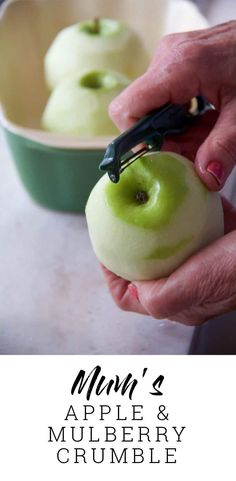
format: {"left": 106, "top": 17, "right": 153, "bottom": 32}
{"left": 0, "top": 107, "right": 113, "bottom": 150}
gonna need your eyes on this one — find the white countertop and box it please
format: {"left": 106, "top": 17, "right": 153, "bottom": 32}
{"left": 1, "top": 0, "right": 235, "bottom": 354}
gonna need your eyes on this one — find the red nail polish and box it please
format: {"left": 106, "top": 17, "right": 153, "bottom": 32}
{"left": 128, "top": 283, "right": 139, "bottom": 301}
{"left": 207, "top": 161, "right": 225, "bottom": 185}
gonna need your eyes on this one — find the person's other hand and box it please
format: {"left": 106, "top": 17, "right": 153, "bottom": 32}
{"left": 102, "top": 198, "right": 236, "bottom": 326}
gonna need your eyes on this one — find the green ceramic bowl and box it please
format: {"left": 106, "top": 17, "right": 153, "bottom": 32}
{"left": 3, "top": 126, "right": 105, "bottom": 212}
{"left": 0, "top": 0, "right": 208, "bottom": 212}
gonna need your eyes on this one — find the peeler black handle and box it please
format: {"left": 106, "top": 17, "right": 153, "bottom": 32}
{"left": 100, "top": 96, "right": 213, "bottom": 183}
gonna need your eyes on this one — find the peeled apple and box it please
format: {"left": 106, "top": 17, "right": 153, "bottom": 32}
{"left": 85, "top": 152, "right": 224, "bottom": 281}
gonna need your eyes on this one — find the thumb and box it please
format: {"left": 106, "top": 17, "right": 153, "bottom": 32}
{"left": 132, "top": 230, "right": 236, "bottom": 325}
{"left": 131, "top": 278, "right": 169, "bottom": 320}
{"left": 195, "top": 99, "right": 236, "bottom": 190}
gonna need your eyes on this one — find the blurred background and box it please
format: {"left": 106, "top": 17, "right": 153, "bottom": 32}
{"left": 0, "top": 0, "right": 236, "bottom": 354}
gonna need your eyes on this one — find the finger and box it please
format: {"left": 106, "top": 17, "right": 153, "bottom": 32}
{"left": 132, "top": 230, "right": 236, "bottom": 324}
{"left": 108, "top": 23, "right": 223, "bottom": 132}
{"left": 109, "top": 22, "right": 236, "bottom": 140}
{"left": 101, "top": 265, "right": 147, "bottom": 315}
{"left": 109, "top": 71, "right": 198, "bottom": 132}
{"left": 109, "top": 44, "right": 200, "bottom": 132}
{"left": 168, "top": 110, "right": 218, "bottom": 161}
{"left": 195, "top": 99, "right": 236, "bottom": 190}
{"left": 109, "top": 73, "right": 169, "bottom": 131}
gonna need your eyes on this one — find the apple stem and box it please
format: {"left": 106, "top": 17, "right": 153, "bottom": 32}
{"left": 136, "top": 191, "right": 148, "bottom": 204}
{"left": 93, "top": 17, "right": 100, "bottom": 34}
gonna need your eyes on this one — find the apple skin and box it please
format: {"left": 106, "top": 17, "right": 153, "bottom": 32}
{"left": 85, "top": 152, "right": 224, "bottom": 281}
{"left": 42, "top": 70, "right": 129, "bottom": 136}
{"left": 44, "top": 18, "right": 149, "bottom": 90}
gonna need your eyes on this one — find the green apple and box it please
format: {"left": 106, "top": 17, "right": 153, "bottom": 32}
{"left": 85, "top": 152, "right": 224, "bottom": 281}
{"left": 44, "top": 18, "right": 149, "bottom": 90}
{"left": 42, "top": 69, "right": 129, "bottom": 136}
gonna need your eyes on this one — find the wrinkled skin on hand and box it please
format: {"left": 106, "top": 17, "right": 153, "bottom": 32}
{"left": 102, "top": 199, "right": 236, "bottom": 326}
{"left": 102, "top": 22, "right": 236, "bottom": 326}
{"left": 110, "top": 21, "right": 236, "bottom": 190}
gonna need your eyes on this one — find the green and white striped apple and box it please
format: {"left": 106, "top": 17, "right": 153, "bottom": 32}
{"left": 44, "top": 18, "right": 149, "bottom": 90}
{"left": 42, "top": 69, "right": 129, "bottom": 136}
{"left": 85, "top": 152, "right": 224, "bottom": 281}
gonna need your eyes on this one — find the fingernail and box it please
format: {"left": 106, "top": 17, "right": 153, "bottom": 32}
{"left": 206, "top": 161, "right": 225, "bottom": 185}
{"left": 128, "top": 283, "right": 139, "bottom": 301}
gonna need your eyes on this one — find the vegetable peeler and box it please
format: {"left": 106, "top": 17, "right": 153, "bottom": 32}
{"left": 99, "top": 96, "right": 214, "bottom": 183}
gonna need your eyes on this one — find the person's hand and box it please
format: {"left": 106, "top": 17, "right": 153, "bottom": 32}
{"left": 102, "top": 198, "right": 236, "bottom": 325}
{"left": 109, "top": 21, "right": 236, "bottom": 190}
{"left": 102, "top": 21, "right": 236, "bottom": 325}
